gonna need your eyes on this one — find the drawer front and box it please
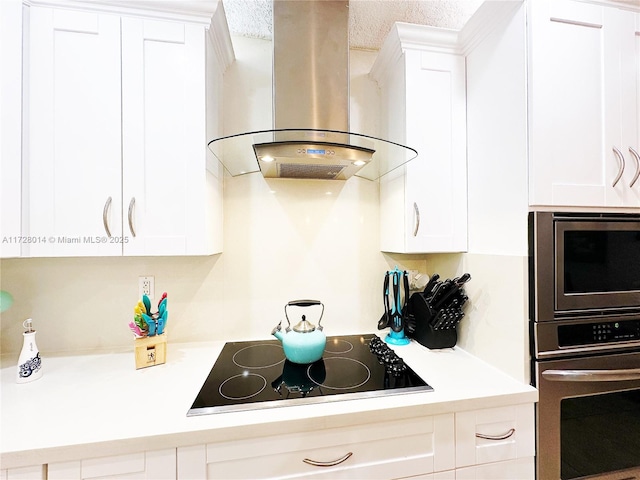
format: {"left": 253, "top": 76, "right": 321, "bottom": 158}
{"left": 455, "top": 404, "right": 534, "bottom": 468}
{"left": 0, "top": 466, "right": 46, "bottom": 480}
{"left": 48, "top": 449, "right": 176, "bottom": 480}
{"left": 204, "top": 414, "right": 454, "bottom": 479}
{"left": 455, "top": 457, "right": 534, "bottom": 480}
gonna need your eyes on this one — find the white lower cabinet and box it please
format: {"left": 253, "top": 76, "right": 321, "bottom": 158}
{"left": 47, "top": 449, "right": 176, "bottom": 480}
{"left": 4, "top": 405, "right": 534, "bottom": 480}
{"left": 455, "top": 457, "right": 534, "bottom": 480}
{"left": 175, "top": 404, "right": 534, "bottom": 480}
{"left": 455, "top": 404, "right": 534, "bottom": 475}
{"left": 0, "top": 465, "right": 45, "bottom": 480}
{"left": 177, "top": 415, "right": 455, "bottom": 479}
{"left": 384, "top": 458, "right": 534, "bottom": 480}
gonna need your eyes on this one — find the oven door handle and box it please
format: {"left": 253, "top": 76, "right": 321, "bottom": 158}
{"left": 542, "top": 368, "right": 640, "bottom": 382}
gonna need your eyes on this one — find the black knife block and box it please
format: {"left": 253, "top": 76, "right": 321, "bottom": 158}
{"left": 408, "top": 292, "right": 457, "bottom": 349}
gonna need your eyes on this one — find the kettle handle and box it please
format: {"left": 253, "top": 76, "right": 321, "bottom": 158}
{"left": 284, "top": 300, "right": 325, "bottom": 331}
{"left": 287, "top": 299, "right": 321, "bottom": 307}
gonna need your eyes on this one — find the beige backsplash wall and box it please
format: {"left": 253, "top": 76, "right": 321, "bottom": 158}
{"left": 1, "top": 246, "right": 530, "bottom": 385}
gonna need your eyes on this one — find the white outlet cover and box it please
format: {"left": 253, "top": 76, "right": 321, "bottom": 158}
{"left": 138, "top": 276, "right": 155, "bottom": 299}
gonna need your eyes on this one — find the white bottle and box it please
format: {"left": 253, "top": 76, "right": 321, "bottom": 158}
{"left": 17, "top": 318, "right": 43, "bottom": 383}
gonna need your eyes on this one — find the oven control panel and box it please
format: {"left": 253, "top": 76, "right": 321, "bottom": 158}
{"left": 558, "top": 320, "right": 640, "bottom": 347}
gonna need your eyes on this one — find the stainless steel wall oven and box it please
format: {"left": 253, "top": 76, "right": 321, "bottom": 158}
{"left": 529, "top": 212, "right": 640, "bottom": 480}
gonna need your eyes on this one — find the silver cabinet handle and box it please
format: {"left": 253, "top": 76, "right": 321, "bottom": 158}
{"left": 127, "top": 197, "right": 136, "bottom": 237}
{"left": 476, "top": 428, "right": 516, "bottom": 441}
{"left": 629, "top": 147, "right": 640, "bottom": 188}
{"left": 303, "top": 452, "right": 352, "bottom": 467}
{"left": 413, "top": 202, "right": 420, "bottom": 237}
{"left": 543, "top": 368, "right": 640, "bottom": 382}
{"left": 612, "top": 146, "right": 626, "bottom": 187}
{"left": 102, "top": 197, "right": 112, "bottom": 237}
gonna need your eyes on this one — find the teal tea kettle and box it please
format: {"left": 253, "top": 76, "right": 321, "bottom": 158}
{"left": 271, "top": 300, "right": 326, "bottom": 364}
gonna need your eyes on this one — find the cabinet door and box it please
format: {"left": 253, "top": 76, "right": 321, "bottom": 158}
{"left": 24, "top": 7, "right": 122, "bottom": 256}
{"left": 121, "top": 18, "right": 206, "bottom": 256}
{"left": 529, "top": 0, "right": 640, "bottom": 208}
{"left": 528, "top": 0, "right": 610, "bottom": 207}
{"left": 405, "top": 50, "right": 467, "bottom": 253}
{"left": 379, "top": 52, "right": 409, "bottom": 253}
{"left": 455, "top": 404, "right": 534, "bottom": 469}
{"left": 617, "top": 10, "right": 640, "bottom": 206}
{"left": 379, "top": 47, "right": 467, "bottom": 254}
{"left": 0, "top": 0, "right": 22, "bottom": 258}
{"left": 47, "top": 449, "right": 176, "bottom": 480}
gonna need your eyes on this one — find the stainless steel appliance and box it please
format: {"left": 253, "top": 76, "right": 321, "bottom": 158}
{"left": 529, "top": 212, "right": 640, "bottom": 480}
{"left": 188, "top": 334, "right": 432, "bottom": 416}
{"left": 207, "top": 1, "right": 418, "bottom": 181}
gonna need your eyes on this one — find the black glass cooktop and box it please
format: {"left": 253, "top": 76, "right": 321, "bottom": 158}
{"left": 187, "top": 334, "right": 432, "bottom": 416}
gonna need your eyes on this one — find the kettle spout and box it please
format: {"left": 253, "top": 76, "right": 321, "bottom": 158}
{"left": 271, "top": 321, "right": 283, "bottom": 342}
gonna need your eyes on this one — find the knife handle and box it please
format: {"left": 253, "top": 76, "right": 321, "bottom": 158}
{"left": 423, "top": 274, "right": 440, "bottom": 296}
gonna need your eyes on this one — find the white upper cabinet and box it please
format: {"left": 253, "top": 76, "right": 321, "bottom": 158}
{"left": 528, "top": 0, "right": 640, "bottom": 208}
{"left": 0, "top": 0, "right": 23, "bottom": 258}
{"left": 622, "top": 10, "right": 640, "bottom": 205}
{"left": 120, "top": 18, "right": 216, "bottom": 256}
{"left": 22, "top": 1, "right": 228, "bottom": 257}
{"left": 24, "top": 7, "right": 123, "bottom": 257}
{"left": 373, "top": 25, "right": 468, "bottom": 253}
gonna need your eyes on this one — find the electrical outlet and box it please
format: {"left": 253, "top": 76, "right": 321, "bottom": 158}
{"left": 139, "top": 276, "right": 155, "bottom": 299}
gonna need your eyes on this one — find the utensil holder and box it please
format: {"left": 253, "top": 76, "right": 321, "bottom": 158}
{"left": 134, "top": 332, "right": 167, "bottom": 369}
{"left": 408, "top": 293, "right": 457, "bottom": 349}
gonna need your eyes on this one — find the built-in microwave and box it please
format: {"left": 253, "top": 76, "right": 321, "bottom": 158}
{"left": 529, "top": 212, "right": 640, "bottom": 322}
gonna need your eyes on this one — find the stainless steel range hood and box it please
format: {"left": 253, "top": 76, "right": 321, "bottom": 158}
{"left": 208, "top": 0, "right": 417, "bottom": 181}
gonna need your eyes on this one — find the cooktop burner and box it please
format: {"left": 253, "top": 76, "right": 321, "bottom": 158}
{"left": 187, "top": 334, "right": 432, "bottom": 416}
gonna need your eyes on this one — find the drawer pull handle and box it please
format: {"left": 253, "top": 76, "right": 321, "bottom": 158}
{"left": 128, "top": 197, "right": 137, "bottom": 237}
{"left": 303, "top": 452, "right": 353, "bottom": 467}
{"left": 413, "top": 202, "right": 420, "bottom": 237}
{"left": 629, "top": 147, "right": 640, "bottom": 188}
{"left": 103, "top": 196, "right": 113, "bottom": 237}
{"left": 476, "top": 428, "right": 515, "bottom": 441}
{"left": 612, "top": 146, "right": 626, "bottom": 187}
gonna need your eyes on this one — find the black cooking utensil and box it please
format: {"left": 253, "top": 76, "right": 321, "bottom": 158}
{"left": 378, "top": 273, "right": 391, "bottom": 330}
{"left": 390, "top": 270, "right": 403, "bottom": 333}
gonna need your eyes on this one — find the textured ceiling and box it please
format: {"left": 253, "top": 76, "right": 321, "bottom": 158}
{"left": 223, "top": 0, "right": 484, "bottom": 50}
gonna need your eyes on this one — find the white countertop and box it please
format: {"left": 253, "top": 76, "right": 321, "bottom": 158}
{"left": 0, "top": 335, "right": 538, "bottom": 470}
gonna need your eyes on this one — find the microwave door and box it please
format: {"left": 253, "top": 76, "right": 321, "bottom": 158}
{"left": 555, "top": 221, "right": 640, "bottom": 312}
